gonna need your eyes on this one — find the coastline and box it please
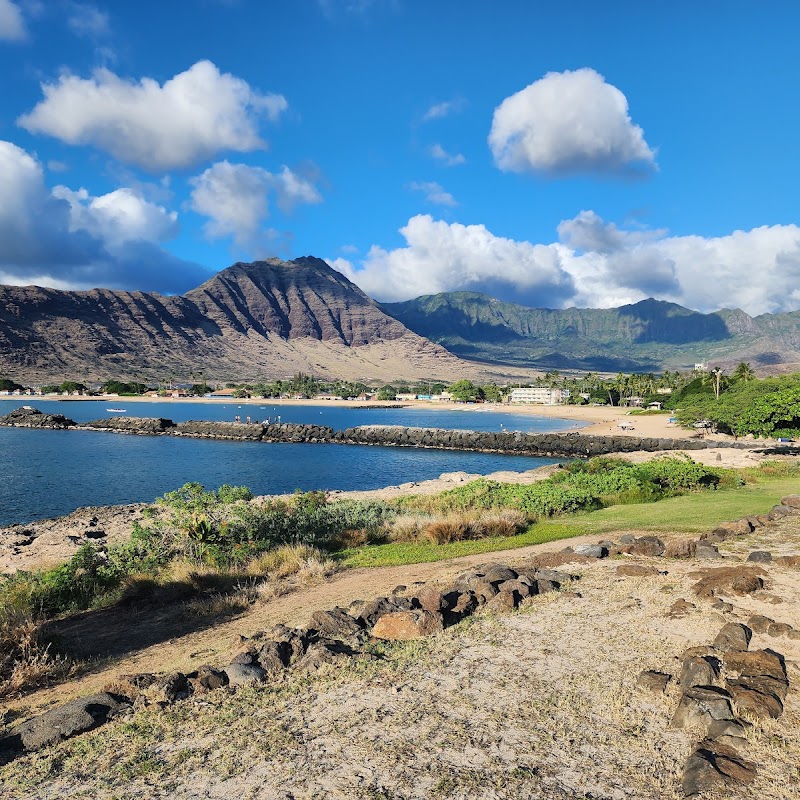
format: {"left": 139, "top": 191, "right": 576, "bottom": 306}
{"left": 27, "top": 395, "right": 699, "bottom": 439}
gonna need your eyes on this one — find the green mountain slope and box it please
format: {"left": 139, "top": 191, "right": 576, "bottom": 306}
{"left": 382, "top": 292, "right": 800, "bottom": 372}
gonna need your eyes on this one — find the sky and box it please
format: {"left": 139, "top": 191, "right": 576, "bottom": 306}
{"left": 1, "top": 0, "right": 800, "bottom": 315}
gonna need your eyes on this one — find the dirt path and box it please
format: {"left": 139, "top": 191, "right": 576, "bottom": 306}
{"left": 5, "top": 531, "right": 607, "bottom": 717}
{"left": 3, "top": 521, "right": 800, "bottom": 799}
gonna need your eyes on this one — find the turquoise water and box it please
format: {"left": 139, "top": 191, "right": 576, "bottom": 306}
{"left": 0, "top": 400, "right": 579, "bottom": 526}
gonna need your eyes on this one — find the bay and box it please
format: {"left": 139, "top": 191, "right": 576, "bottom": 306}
{"left": 0, "top": 399, "right": 581, "bottom": 526}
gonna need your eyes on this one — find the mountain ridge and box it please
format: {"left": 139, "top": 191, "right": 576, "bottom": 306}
{"left": 0, "top": 258, "right": 467, "bottom": 384}
{"left": 382, "top": 291, "right": 800, "bottom": 372}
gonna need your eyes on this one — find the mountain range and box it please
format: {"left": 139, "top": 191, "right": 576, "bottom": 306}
{"left": 0, "top": 257, "right": 468, "bottom": 384}
{"left": 1, "top": 257, "right": 799, "bottom": 383}
{"left": 383, "top": 292, "right": 800, "bottom": 373}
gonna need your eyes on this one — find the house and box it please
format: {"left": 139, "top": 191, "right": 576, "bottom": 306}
{"left": 509, "top": 387, "right": 570, "bottom": 405}
{"left": 396, "top": 393, "right": 417, "bottom": 401}
{"left": 647, "top": 401, "right": 663, "bottom": 410}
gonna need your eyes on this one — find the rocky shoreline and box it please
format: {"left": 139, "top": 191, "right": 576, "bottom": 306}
{"left": 0, "top": 407, "right": 761, "bottom": 458}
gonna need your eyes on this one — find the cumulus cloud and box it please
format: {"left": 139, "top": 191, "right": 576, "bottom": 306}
{"left": 333, "top": 210, "right": 800, "bottom": 316}
{"left": 52, "top": 185, "right": 178, "bottom": 246}
{"left": 409, "top": 181, "right": 457, "bottom": 207}
{"left": 189, "top": 161, "right": 322, "bottom": 250}
{"left": 0, "top": 140, "right": 206, "bottom": 293}
{"left": 18, "top": 60, "right": 288, "bottom": 172}
{"left": 429, "top": 143, "right": 466, "bottom": 167}
{"left": 489, "top": 68, "right": 656, "bottom": 177}
{"left": 0, "top": 0, "right": 26, "bottom": 41}
{"left": 335, "top": 214, "right": 575, "bottom": 306}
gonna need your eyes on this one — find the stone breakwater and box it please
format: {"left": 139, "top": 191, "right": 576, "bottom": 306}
{"left": 0, "top": 407, "right": 760, "bottom": 458}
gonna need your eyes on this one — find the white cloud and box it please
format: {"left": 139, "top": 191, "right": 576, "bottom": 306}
{"left": 0, "top": 0, "right": 26, "bottom": 40}
{"left": 189, "top": 161, "right": 321, "bottom": 250}
{"left": 270, "top": 165, "right": 322, "bottom": 212}
{"left": 336, "top": 214, "right": 575, "bottom": 306}
{"left": 189, "top": 161, "right": 271, "bottom": 248}
{"left": 67, "top": 2, "right": 109, "bottom": 38}
{"left": 52, "top": 185, "right": 178, "bottom": 246}
{"left": 489, "top": 68, "right": 656, "bottom": 177}
{"left": 422, "top": 98, "right": 465, "bottom": 122}
{"left": 18, "top": 60, "right": 288, "bottom": 172}
{"left": 333, "top": 210, "right": 800, "bottom": 316}
{"left": 0, "top": 139, "right": 206, "bottom": 293}
{"left": 429, "top": 143, "right": 465, "bottom": 167}
{"left": 409, "top": 181, "right": 457, "bottom": 207}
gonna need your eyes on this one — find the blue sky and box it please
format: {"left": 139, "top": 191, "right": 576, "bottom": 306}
{"left": 1, "top": 0, "right": 800, "bottom": 315}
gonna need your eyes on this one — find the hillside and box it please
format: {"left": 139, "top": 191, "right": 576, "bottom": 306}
{"left": 383, "top": 292, "right": 800, "bottom": 372}
{"left": 0, "top": 258, "right": 470, "bottom": 384}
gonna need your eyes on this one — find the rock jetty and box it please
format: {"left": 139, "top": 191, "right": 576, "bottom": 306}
{"left": 0, "top": 407, "right": 760, "bottom": 458}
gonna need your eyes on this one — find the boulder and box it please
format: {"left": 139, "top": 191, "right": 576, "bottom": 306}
{"left": 630, "top": 536, "right": 665, "bottom": 557}
{"left": 672, "top": 686, "right": 736, "bottom": 728}
{"left": 636, "top": 670, "right": 671, "bottom": 693}
{"left": 142, "top": 672, "right": 189, "bottom": 704}
{"left": 297, "top": 641, "right": 358, "bottom": 671}
{"left": 371, "top": 610, "right": 444, "bottom": 640}
{"left": 695, "top": 543, "right": 723, "bottom": 560}
{"left": 308, "top": 608, "right": 364, "bottom": 641}
{"left": 413, "top": 584, "right": 446, "bottom": 613}
{"left": 726, "top": 682, "right": 784, "bottom": 718}
{"left": 352, "top": 596, "right": 412, "bottom": 628}
{"left": 767, "top": 621, "right": 793, "bottom": 638}
{"left": 0, "top": 692, "right": 126, "bottom": 756}
{"left": 187, "top": 665, "right": 228, "bottom": 693}
{"left": 780, "top": 494, "right": 800, "bottom": 508}
{"left": 224, "top": 663, "right": 268, "bottom": 687}
{"left": 496, "top": 579, "right": 532, "bottom": 598}
{"left": 572, "top": 544, "right": 607, "bottom": 559}
{"left": 746, "top": 614, "right": 774, "bottom": 634}
{"left": 485, "top": 590, "right": 518, "bottom": 613}
{"left": 682, "top": 739, "right": 756, "bottom": 796}
{"left": 680, "top": 656, "right": 720, "bottom": 689}
{"left": 713, "top": 623, "right": 752, "bottom": 653}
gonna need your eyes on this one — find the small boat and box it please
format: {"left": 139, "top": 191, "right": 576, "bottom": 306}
{"left": 106, "top": 408, "right": 127, "bottom": 413}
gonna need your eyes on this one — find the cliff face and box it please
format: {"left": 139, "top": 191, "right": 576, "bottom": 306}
{"left": 383, "top": 293, "right": 800, "bottom": 372}
{"left": 0, "top": 258, "right": 465, "bottom": 383}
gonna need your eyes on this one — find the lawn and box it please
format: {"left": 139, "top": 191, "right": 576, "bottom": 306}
{"left": 337, "top": 471, "right": 798, "bottom": 569}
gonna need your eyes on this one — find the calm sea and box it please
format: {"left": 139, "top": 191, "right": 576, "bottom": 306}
{"left": 0, "top": 399, "right": 582, "bottom": 526}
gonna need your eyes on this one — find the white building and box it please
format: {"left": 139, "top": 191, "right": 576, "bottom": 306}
{"left": 509, "top": 387, "right": 570, "bottom": 405}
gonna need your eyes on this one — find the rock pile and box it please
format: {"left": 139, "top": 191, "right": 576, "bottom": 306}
{"left": 0, "top": 407, "right": 74, "bottom": 428}
{"left": 0, "top": 559, "right": 574, "bottom": 763}
{"left": 662, "top": 620, "right": 790, "bottom": 796}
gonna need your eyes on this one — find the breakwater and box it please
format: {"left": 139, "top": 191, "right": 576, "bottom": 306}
{"left": 0, "top": 407, "right": 751, "bottom": 458}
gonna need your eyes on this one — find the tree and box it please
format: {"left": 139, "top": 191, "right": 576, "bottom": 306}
{"left": 732, "top": 362, "right": 756, "bottom": 383}
{"left": 59, "top": 381, "right": 87, "bottom": 395}
{"left": 448, "top": 380, "right": 481, "bottom": 402}
{"left": 377, "top": 385, "right": 397, "bottom": 401}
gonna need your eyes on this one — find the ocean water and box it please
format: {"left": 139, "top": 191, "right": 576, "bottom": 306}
{"left": 0, "top": 399, "right": 580, "bottom": 526}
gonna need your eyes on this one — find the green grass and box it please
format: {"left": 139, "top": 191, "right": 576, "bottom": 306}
{"left": 336, "top": 471, "right": 799, "bottom": 568}
{"left": 336, "top": 525, "right": 580, "bottom": 568}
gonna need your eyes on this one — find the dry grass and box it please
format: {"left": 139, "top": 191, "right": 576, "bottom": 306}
{"left": 0, "top": 603, "right": 73, "bottom": 700}
{"left": 387, "top": 513, "right": 430, "bottom": 543}
{"left": 387, "top": 509, "right": 528, "bottom": 545}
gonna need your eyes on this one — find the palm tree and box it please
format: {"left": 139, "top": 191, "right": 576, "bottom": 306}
{"left": 732, "top": 362, "right": 756, "bottom": 383}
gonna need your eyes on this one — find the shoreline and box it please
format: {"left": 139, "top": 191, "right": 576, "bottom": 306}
{"left": 3, "top": 395, "right": 703, "bottom": 440}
